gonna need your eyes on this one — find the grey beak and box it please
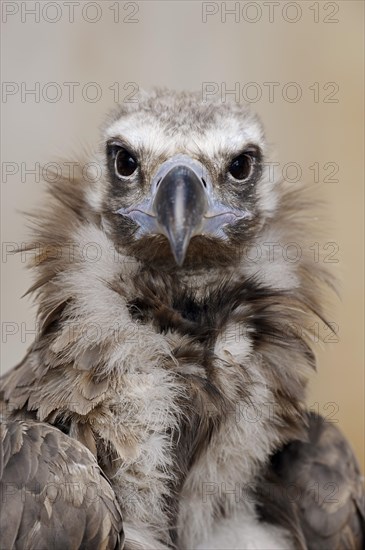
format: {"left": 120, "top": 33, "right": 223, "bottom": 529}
{"left": 153, "top": 165, "right": 208, "bottom": 266}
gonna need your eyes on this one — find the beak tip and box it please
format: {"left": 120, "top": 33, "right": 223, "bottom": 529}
{"left": 171, "top": 244, "right": 187, "bottom": 267}
{"left": 174, "top": 255, "right": 185, "bottom": 267}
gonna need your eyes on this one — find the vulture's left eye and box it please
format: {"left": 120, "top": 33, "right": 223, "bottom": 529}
{"left": 115, "top": 147, "right": 138, "bottom": 178}
{"left": 228, "top": 153, "right": 254, "bottom": 181}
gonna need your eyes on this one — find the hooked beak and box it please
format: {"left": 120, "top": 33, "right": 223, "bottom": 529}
{"left": 153, "top": 165, "right": 207, "bottom": 265}
{"left": 116, "top": 155, "right": 251, "bottom": 266}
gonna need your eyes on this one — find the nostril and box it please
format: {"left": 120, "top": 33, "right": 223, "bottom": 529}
{"left": 201, "top": 177, "right": 207, "bottom": 188}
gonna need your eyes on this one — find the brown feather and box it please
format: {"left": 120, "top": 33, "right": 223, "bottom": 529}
{"left": 259, "top": 412, "right": 365, "bottom": 549}
{"left": 0, "top": 419, "right": 124, "bottom": 549}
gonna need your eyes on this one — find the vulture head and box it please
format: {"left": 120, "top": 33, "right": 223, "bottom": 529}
{"left": 100, "top": 91, "right": 274, "bottom": 269}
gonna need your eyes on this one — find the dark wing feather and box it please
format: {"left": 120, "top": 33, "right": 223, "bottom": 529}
{"left": 267, "top": 413, "right": 365, "bottom": 550}
{"left": 0, "top": 419, "right": 124, "bottom": 550}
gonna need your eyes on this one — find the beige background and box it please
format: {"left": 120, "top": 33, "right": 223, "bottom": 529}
{"left": 1, "top": 1, "right": 364, "bottom": 469}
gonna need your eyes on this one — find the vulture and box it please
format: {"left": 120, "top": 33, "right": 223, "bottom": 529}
{"left": 0, "top": 89, "right": 364, "bottom": 549}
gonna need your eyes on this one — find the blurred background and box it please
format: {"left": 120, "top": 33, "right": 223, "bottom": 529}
{"left": 1, "top": 1, "right": 364, "bottom": 469}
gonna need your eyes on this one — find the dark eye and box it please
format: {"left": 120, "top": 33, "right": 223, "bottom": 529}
{"left": 115, "top": 147, "right": 138, "bottom": 178}
{"left": 228, "top": 153, "right": 253, "bottom": 181}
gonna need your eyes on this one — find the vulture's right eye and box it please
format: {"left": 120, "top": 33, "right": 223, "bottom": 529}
{"left": 114, "top": 147, "right": 138, "bottom": 178}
